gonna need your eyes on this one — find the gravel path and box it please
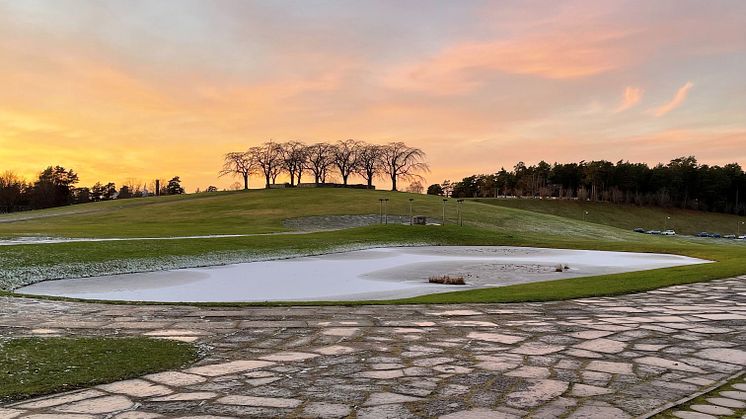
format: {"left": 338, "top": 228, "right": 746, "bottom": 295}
{"left": 1, "top": 277, "right": 745, "bottom": 418}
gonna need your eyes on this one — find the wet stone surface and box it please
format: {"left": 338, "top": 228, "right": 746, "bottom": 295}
{"left": 1, "top": 276, "right": 745, "bottom": 418}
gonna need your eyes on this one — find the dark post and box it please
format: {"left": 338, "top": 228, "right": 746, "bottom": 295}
{"left": 155, "top": 179, "right": 160, "bottom": 196}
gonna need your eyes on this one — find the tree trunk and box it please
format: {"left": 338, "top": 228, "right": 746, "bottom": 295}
{"left": 265, "top": 174, "right": 270, "bottom": 189}
{"left": 243, "top": 174, "right": 249, "bottom": 190}
{"left": 391, "top": 175, "right": 397, "bottom": 191}
{"left": 342, "top": 174, "right": 348, "bottom": 185}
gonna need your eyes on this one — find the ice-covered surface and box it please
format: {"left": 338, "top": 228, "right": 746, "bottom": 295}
{"left": 16, "top": 246, "right": 708, "bottom": 302}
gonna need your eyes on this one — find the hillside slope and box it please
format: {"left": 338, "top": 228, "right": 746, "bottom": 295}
{"left": 475, "top": 198, "right": 746, "bottom": 236}
{"left": 0, "top": 188, "right": 644, "bottom": 241}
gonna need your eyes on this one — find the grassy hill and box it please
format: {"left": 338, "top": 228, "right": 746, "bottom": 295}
{"left": 475, "top": 198, "right": 746, "bottom": 236}
{"left": 0, "top": 188, "right": 643, "bottom": 241}
{"left": 0, "top": 188, "right": 744, "bottom": 303}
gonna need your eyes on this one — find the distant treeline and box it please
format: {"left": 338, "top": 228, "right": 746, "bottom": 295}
{"left": 0, "top": 166, "right": 185, "bottom": 213}
{"left": 428, "top": 157, "right": 746, "bottom": 215}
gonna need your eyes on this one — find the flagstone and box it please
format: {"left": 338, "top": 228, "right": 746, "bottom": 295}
{"left": 586, "top": 360, "right": 634, "bottom": 375}
{"left": 143, "top": 371, "right": 207, "bottom": 386}
{"left": 439, "top": 408, "right": 520, "bottom": 418}
{"left": 696, "top": 348, "right": 746, "bottom": 365}
{"left": 573, "top": 338, "right": 626, "bottom": 354}
{"left": 13, "top": 390, "right": 105, "bottom": 409}
{"left": 466, "top": 332, "right": 525, "bottom": 344}
{"left": 510, "top": 342, "right": 564, "bottom": 355}
{"left": 185, "top": 360, "right": 274, "bottom": 376}
{"left": 54, "top": 395, "right": 134, "bottom": 414}
{"left": 364, "top": 392, "right": 423, "bottom": 406}
{"left": 216, "top": 395, "right": 301, "bottom": 408}
{"left": 719, "top": 390, "right": 746, "bottom": 400}
{"left": 259, "top": 351, "right": 320, "bottom": 362}
{"left": 97, "top": 379, "right": 172, "bottom": 397}
{"left": 506, "top": 380, "right": 569, "bottom": 408}
{"left": 150, "top": 392, "right": 217, "bottom": 401}
{"left": 635, "top": 357, "right": 705, "bottom": 373}
{"left": 705, "top": 397, "right": 746, "bottom": 408}
{"left": 301, "top": 402, "right": 351, "bottom": 418}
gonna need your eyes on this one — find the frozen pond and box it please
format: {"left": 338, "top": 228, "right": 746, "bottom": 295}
{"left": 16, "top": 246, "right": 708, "bottom": 302}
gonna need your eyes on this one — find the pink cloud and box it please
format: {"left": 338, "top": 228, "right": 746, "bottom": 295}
{"left": 615, "top": 86, "right": 643, "bottom": 113}
{"left": 651, "top": 81, "right": 694, "bottom": 116}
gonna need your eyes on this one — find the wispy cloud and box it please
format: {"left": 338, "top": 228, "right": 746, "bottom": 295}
{"left": 615, "top": 86, "right": 644, "bottom": 113}
{"left": 651, "top": 81, "right": 694, "bottom": 116}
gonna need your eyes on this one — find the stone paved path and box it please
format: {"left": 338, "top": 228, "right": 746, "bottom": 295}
{"left": 1, "top": 277, "right": 745, "bottom": 418}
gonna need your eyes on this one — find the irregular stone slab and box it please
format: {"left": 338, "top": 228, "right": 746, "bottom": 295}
{"left": 705, "top": 397, "right": 746, "bottom": 408}
{"left": 54, "top": 395, "right": 134, "bottom": 414}
{"left": 143, "top": 371, "right": 207, "bottom": 386}
{"left": 506, "top": 380, "right": 569, "bottom": 408}
{"left": 113, "top": 413, "right": 162, "bottom": 419}
{"left": 633, "top": 344, "right": 667, "bottom": 351}
{"left": 433, "top": 365, "right": 473, "bottom": 374}
{"left": 358, "top": 369, "right": 405, "bottom": 379}
{"left": 466, "top": 332, "right": 525, "bottom": 344}
{"left": 322, "top": 327, "right": 360, "bottom": 337}
{"left": 259, "top": 351, "right": 320, "bottom": 362}
{"left": 635, "top": 356, "right": 705, "bottom": 373}
{"left": 568, "top": 405, "right": 630, "bottom": 418}
{"left": 428, "top": 310, "right": 483, "bottom": 316}
{"left": 439, "top": 408, "right": 520, "bottom": 418}
{"left": 696, "top": 348, "right": 746, "bottom": 365}
{"left": 216, "top": 395, "right": 301, "bottom": 408}
{"left": 150, "top": 392, "right": 217, "bottom": 401}
{"left": 357, "top": 404, "right": 415, "bottom": 419}
{"left": 14, "top": 390, "right": 105, "bottom": 409}
{"left": 568, "top": 330, "right": 615, "bottom": 340}
{"left": 505, "top": 366, "right": 551, "bottom": 379}
{"left": 97, "top": 379, "right": 172, "bottom": 397}
{"left": 0, "top": 408, "right": 24, "bottom": 419}
{"left": 313, "top": 345, "right": 357, "bottom": 355}
{"left": 301, "top": 402, "right": 351, "bottom": 418}
{"left": 672, "top": 411, "right": 717, "bottom": 419}
{"left": 364, "top": 392, "right": 423, "bottom": 406}
{"left": 443, "top": 320, "right": 497, "bottom": 327}
{"left": 719, "top": 390, "right": 746, "bottom": 400}
{"left": 510, "top": 342, "right": 564, "bottom": 355}
{"left": 732, "top": 383, "right": 746, "bottom": 391}
{"left": 24, "top": 415, "right": 96, "bottom": 419}
{"left": 586, "top": 360, "right": 634, "bottom": 375}
{"left": 570, "top": 384, "right": 613, "bottom": 397}
{"left": 185, "top": 360, "right": 274, "bottom": 376}
{"left": 413, "top": 357, "right": 454, "bottom": 367}
{"left": 573, "top": 338, "right": 626, "bottom": 354}
{"left": 690, "top": 404, "right": 734, "bottom": 416}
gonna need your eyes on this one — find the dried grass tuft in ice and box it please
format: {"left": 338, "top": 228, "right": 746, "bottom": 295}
{"left": 428, "top": 275, "right": 466, "bottom": 285}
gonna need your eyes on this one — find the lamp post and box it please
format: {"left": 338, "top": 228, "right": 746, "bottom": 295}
{"left": 457, "top": 199, "right": 464, "bottom": 226}
{"left": 409, "top": 198, "right": 414, "bottom": 225}
{"left": 582, "top": 210, "right": 589, "bottom": 222}
{"left": 738, "top": 221, "right": 744, "bottom": 236}
{"left": 665, "top": 216, "right": 671, "bottom": 230}
{"left": 384, "top": 198, "right": 389, "bottom": 224}
{"left": 442, "top": 199, "right": 448, "bottom": 226}
{"left": 378, "top": 198, "right": 385, "bottom": 224}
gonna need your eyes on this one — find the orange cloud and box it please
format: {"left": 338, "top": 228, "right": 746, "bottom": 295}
{"left": 651, "top": 82, "right": 694, "bottom": 116}
{"left": 615, "top": 86, "right": 644, "bottom": 112}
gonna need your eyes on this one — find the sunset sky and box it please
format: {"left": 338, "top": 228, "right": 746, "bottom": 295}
{"left": 1, "top": 0, "right": 745, "bottom": 191}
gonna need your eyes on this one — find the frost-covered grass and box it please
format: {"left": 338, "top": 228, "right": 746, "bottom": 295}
{"left": 0, "top": 337, "right": 197, "bottom": 403}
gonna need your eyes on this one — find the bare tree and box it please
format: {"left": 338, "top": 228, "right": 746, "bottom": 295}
{"left": 305, "top": 142, "right": 334, "bottom": 184}
{"left": 219, "top": 151, "right": 256, "bottom": 190}
{"left": 281, "top": 141, "right": 307, "bottom": 186}
{"left": 405, "top": 180, "right": 424, "bottom": 194}
{"left": 380, "top": 142, "right": 429, "bottom": 191}
{"left": 249, "top": 141, "right": 284, "bottom": 188}
{"left": 332, "top": 139, "right": 362, "bottom": 185}
{"left": 356, "top": 143, "right": 382, "bottom": 189}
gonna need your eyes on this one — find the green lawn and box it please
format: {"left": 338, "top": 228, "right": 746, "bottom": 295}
{"left": 0, "top": 337, "right": 197, "bottom": 403}
{"left": 475, "top": 198, "right": 746, "bottom": 236}
{"left": 1, "top": 188, "right": 745, "bottom": 304}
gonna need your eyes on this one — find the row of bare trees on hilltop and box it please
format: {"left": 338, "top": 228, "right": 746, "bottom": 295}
{"left": 220, "top": 140, "right": 429, "bottom": 191}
